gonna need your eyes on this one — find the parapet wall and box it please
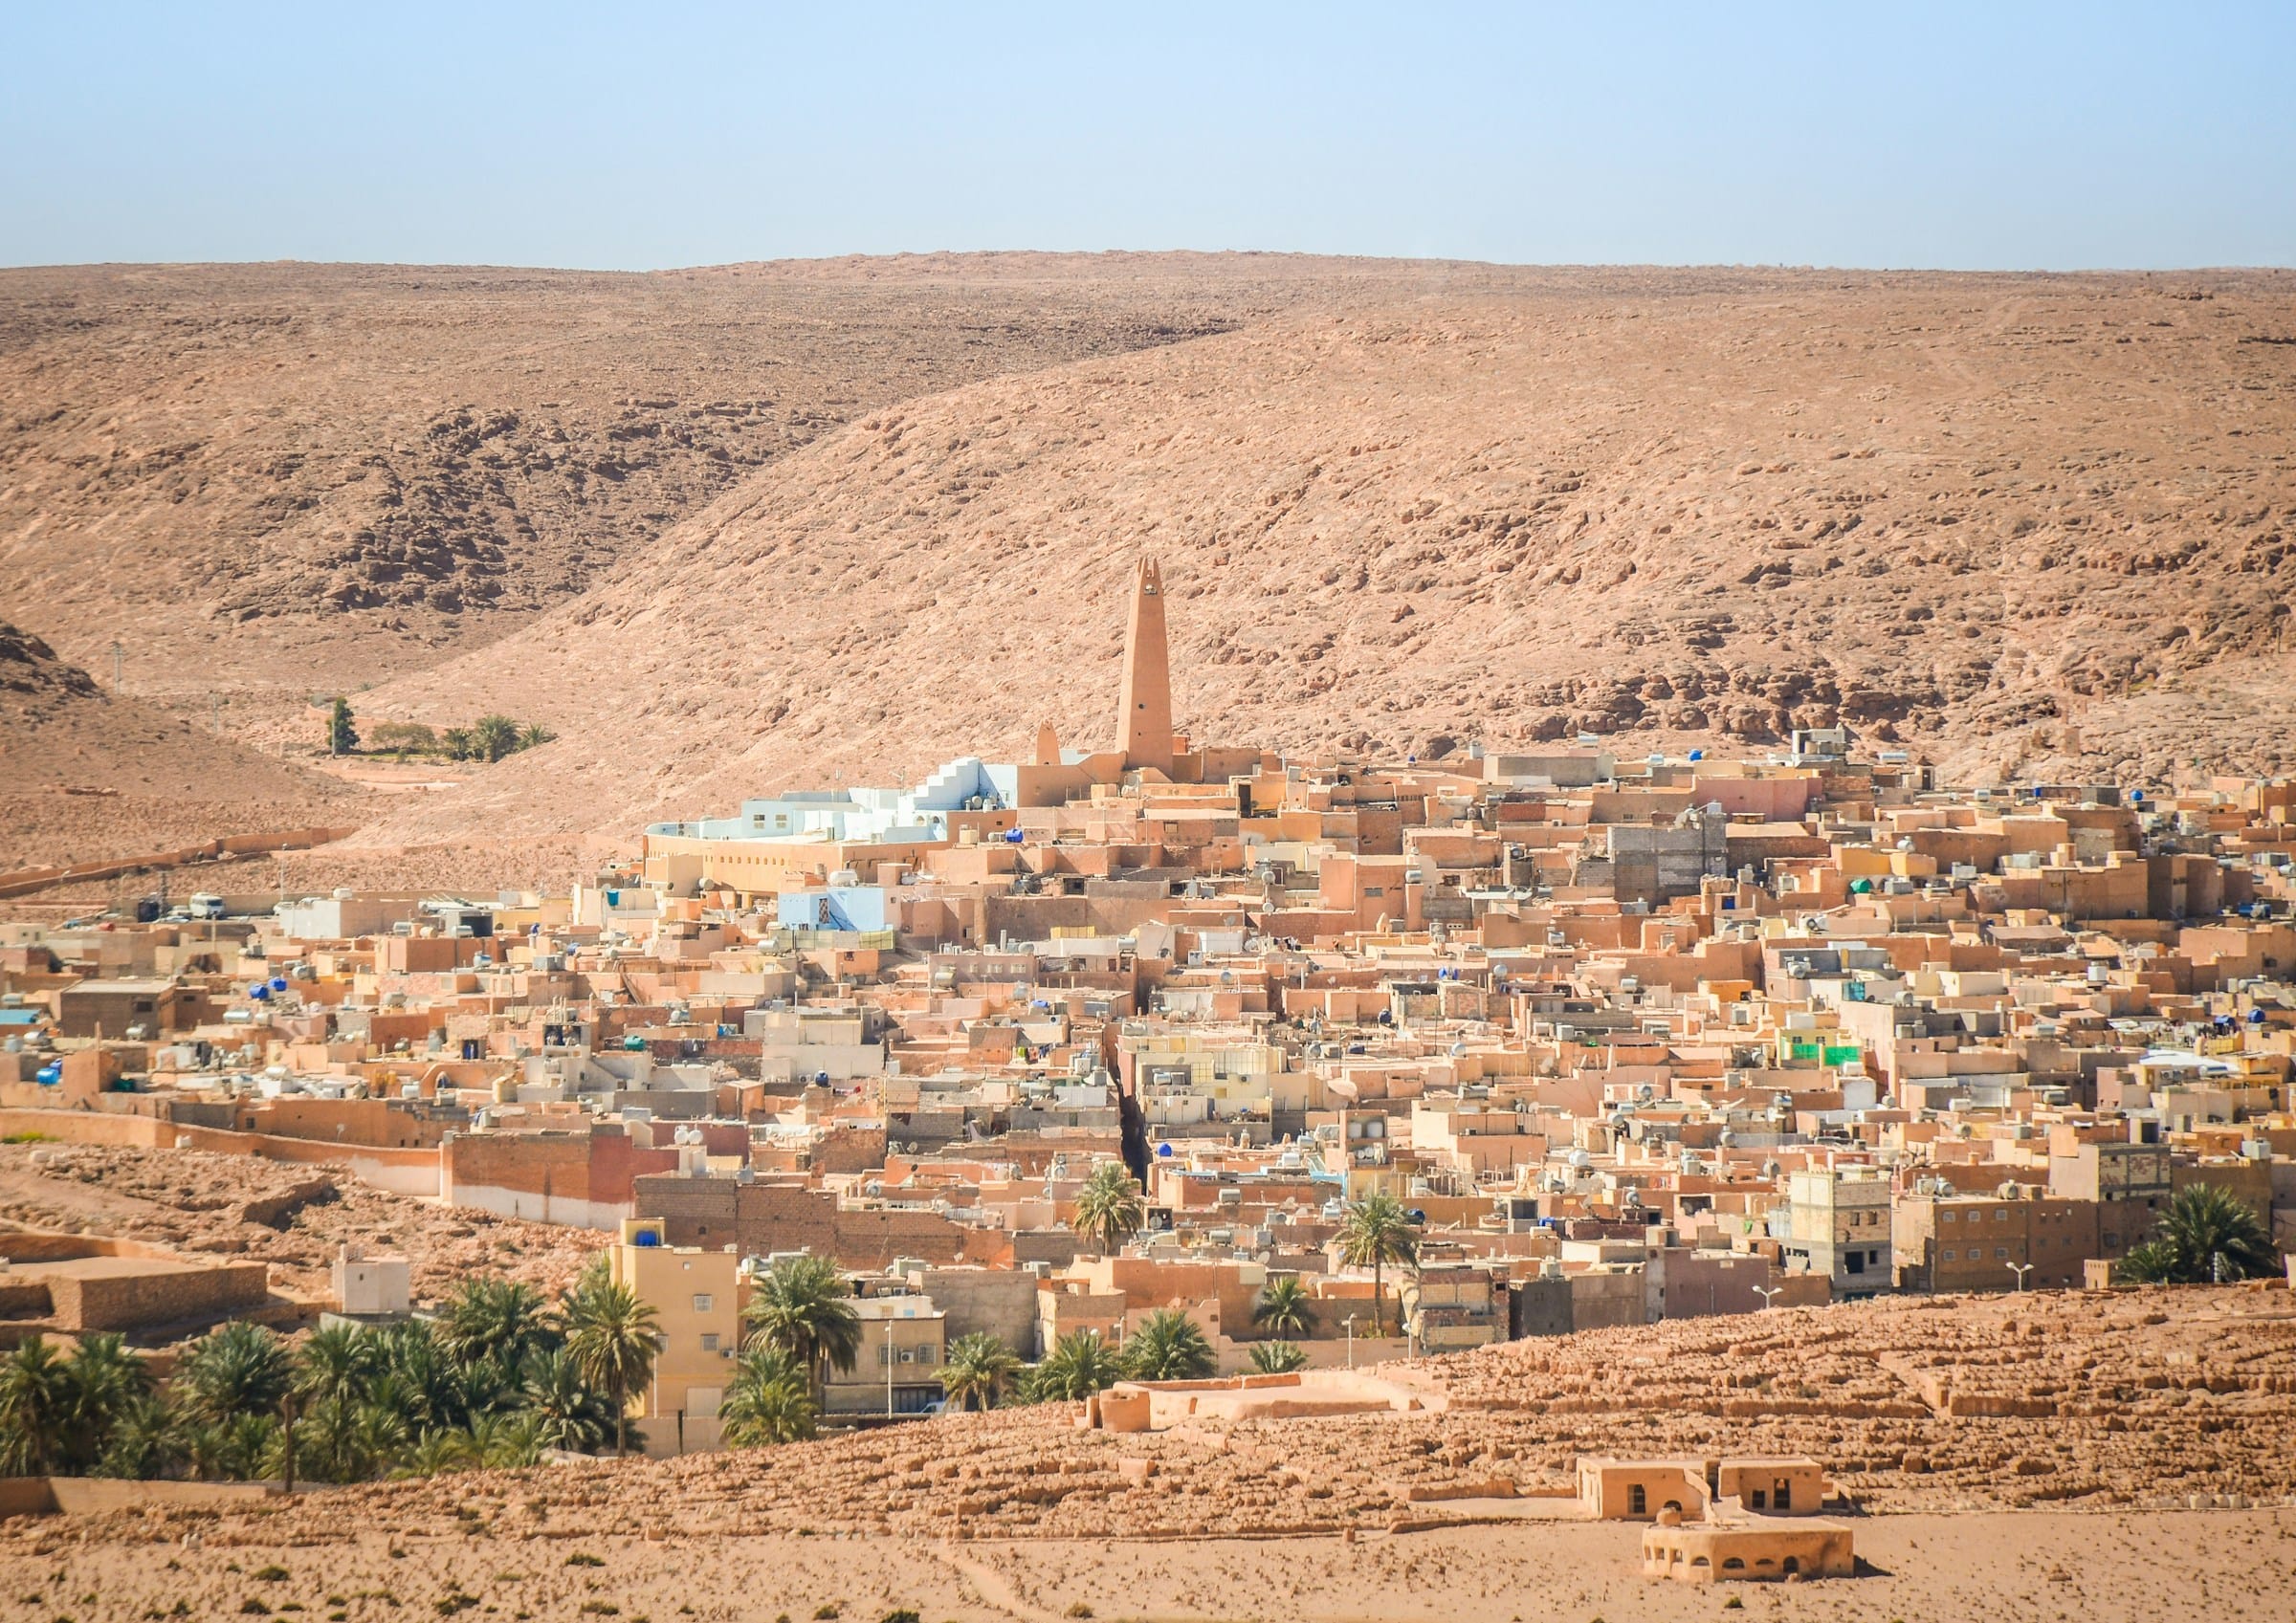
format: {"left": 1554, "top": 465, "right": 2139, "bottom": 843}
{"left": 0, "top": 1108, "right": 442, "bottom": 1197}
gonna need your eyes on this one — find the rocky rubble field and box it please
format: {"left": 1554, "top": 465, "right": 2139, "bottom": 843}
{"left": 0, "top": 1143, "right": 594, "bottom": 1303}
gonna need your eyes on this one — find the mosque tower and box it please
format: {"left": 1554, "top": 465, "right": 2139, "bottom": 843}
{"left": 1115, "top": 556, "right": 1175, "bottom": 775}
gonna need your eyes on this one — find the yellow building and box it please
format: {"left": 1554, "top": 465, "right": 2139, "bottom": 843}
{"left": 607, "top": 1218, "right": 743, "bottom": 1451}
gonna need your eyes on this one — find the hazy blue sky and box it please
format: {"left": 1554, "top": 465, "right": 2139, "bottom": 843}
{"left": 5, "top": 3, "right": 2291, "bottom": 271}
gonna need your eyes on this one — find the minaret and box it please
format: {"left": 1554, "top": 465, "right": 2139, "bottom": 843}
{"left": 1115, "top": 556, "right": 1175, "bottom": 774}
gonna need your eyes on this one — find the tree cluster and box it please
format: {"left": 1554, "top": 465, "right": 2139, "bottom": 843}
{"left": 0, "top": 1267, "right": 657, "bottom": 1484}
{"left": 342, "top": 707, "right": 556, "bottom": 763}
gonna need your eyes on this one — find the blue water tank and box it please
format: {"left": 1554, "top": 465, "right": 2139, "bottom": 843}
{"left": 268, "top": 976, "right": 289, "bottom": 993}
{"left": 34, "top": 1064, "right": 62, "bottom": 1086}
{"left": 1004, "top": 827, "right": 1026, "bottom": 844}
{"left": 250, "top": 986, "right": 272, "bottom": 1002}
{"left": 1689, "top": 749, "right": 1704, "bottom": 761}
{"left": 632, "top": 1229, "right": 661, "bottom": 1248}
{"left": 1156, "top": 1143, "right": 1174, "bottom": 1158}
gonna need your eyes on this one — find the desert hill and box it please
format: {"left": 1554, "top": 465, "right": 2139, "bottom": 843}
{"left": 353, "top": 268, "right": 2296, "bottom": 844}
{"left": 0, "top": 622, "right": 359, "bottom": 871}
{"left": 0, "top": 254, "right": 1446, "bottom": 706}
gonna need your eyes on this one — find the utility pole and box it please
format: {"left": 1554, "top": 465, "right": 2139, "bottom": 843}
{"left": 885, "top": 1316, "right": 895, "bottom": 1418}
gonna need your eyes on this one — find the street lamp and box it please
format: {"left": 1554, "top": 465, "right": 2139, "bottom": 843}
{"left": 2007, "top": 1261, "right": 2034, "bottom": 1292}
{"left": 886, "top": 1317, "right": 896, "bottom": 1417}
{"left": 1343, "top": 1313, "right": 1358, "bottom": 1370}
{"left": 1754, "top": 1284, "right": 1782, "bottom": 1311}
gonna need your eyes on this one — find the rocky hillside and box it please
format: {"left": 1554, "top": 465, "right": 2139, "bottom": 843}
{"left": 0, "top": 254, "right": 1435, "bottom": 701}
{"left": 356, "top": 268, "right": 2296, "bottom": 844}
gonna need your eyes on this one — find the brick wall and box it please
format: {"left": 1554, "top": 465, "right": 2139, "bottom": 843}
{"left": 633, "top": 1175, "right": 984, "bottom": 1267}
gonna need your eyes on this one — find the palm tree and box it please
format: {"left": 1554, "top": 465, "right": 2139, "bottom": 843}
{"left": 1071, "top": 1162, "right": 1146, "bottom": 1256}
{"left": 93, "top": 1395, "right": 183, "bottom": 1480}
{"left": 939, "top": 1332, "right": 1022, "bottom": 1413}
{"left": 345, "top": 1401, "right": 411, "bottom": 1478}
{"left": 719, "top": 1347, "right": 818, "bottom": 1446}
{"left": 213, "top": 1412, "right": 279, "bottom": 1481}
{"left": 439, "top": 1278, "right": 556, "bottom": 1371}
{"left": 469, "top": 1410, "right": 543, "bottom": 1470}
{"left": 1122, "top": 1308, "right": 1215, "bottom": 1382}
{"left": 561, "top": 1277, "right": 660, "bottom": 1458}
{"left": 1024, "top": 1331, "right": 1124, "bottom": 1402}
{"left": 1250, "top": 1276, "right": 1315, "bottom": 1338}
{"left": 58, "top": 1333, "right": 151, "bottom": 1472}
{"left": 740, "top": 1255, "right": 862, "bottom": 1406}
{"left": 0, "top": 1335, "right": 74, "bottom": 1475}
{"left": 2122, "top": 1185, "right": 2281, "bottom": 1283}
{"left": 394, "top": 1427, "right": 479, "bottom": 1479}
{"left": 1248, "top": 1341, "right": 1310, "bottom": 1375}
{"left": 288, "top": 1397, "right": 364, "bottom": 1484}
{"left": 175, "top": 1321, "right": 291, "bottom": 1424}
{"left": 519, "top": 1346, "right": 614, "bottom": 1455}
{"left": 1336, "top": 1194, "right": 1419, "bottom": 1338}
{"left": 371, "top": 1321, "right": 466, "bottom": 1433}
{"left": 472, "top": 713, "right": 522, "bottom": 763}
{"left": 294, "top": 1324, "right": 383, "bottom": 1411}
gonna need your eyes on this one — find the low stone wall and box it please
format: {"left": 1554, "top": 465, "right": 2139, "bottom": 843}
{"left": 0, "top": 825, "right": 359, "bottom": 900}
{"left": 0, "top": 1477, "right": 284, "bottom": 1517}
{"left": 43, "top": 1260, "right": 271, "bottom": 1333}
{"left": 1093, "top": 1370, "right": 1446, "bottom": 1431}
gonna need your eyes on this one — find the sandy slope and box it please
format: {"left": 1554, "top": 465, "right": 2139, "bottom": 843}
{"left": 0, "top": 624, "right": 361, "bottom": 871}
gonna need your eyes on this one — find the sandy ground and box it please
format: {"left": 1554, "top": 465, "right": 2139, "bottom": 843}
{"left": 2, "top": 1510, "right": 2289, "bottom": 1623}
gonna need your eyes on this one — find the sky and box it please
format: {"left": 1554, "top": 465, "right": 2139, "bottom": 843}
{"left": 4, "top": 3, "right": 2292, "bottom": 272}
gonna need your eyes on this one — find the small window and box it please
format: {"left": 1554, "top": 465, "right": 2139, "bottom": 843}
{"left": 1942, "top": 1211, "right": 1956, "bottom": 1223}
{"left": 693, "top": 1294, "right": 714, "bottom": 1313}
{"left": 1628, "top": 1483, "right": 1646, "bottom": 1516}
{"left": 1943, "top": 1248, "right": 1955, "bottom": 1261}
{"left": 700, "top": 1333, "right": 719, "bottom": 1353}
{"left": 1996, "top": 1210, "right": 2009, "bottom": 1222}
{"left": 1750, "top": 1488, "right": 1768, "bottom": 1510}
{"left": 1995, "top": 1246, "right": 2009, "bottom": 1260}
